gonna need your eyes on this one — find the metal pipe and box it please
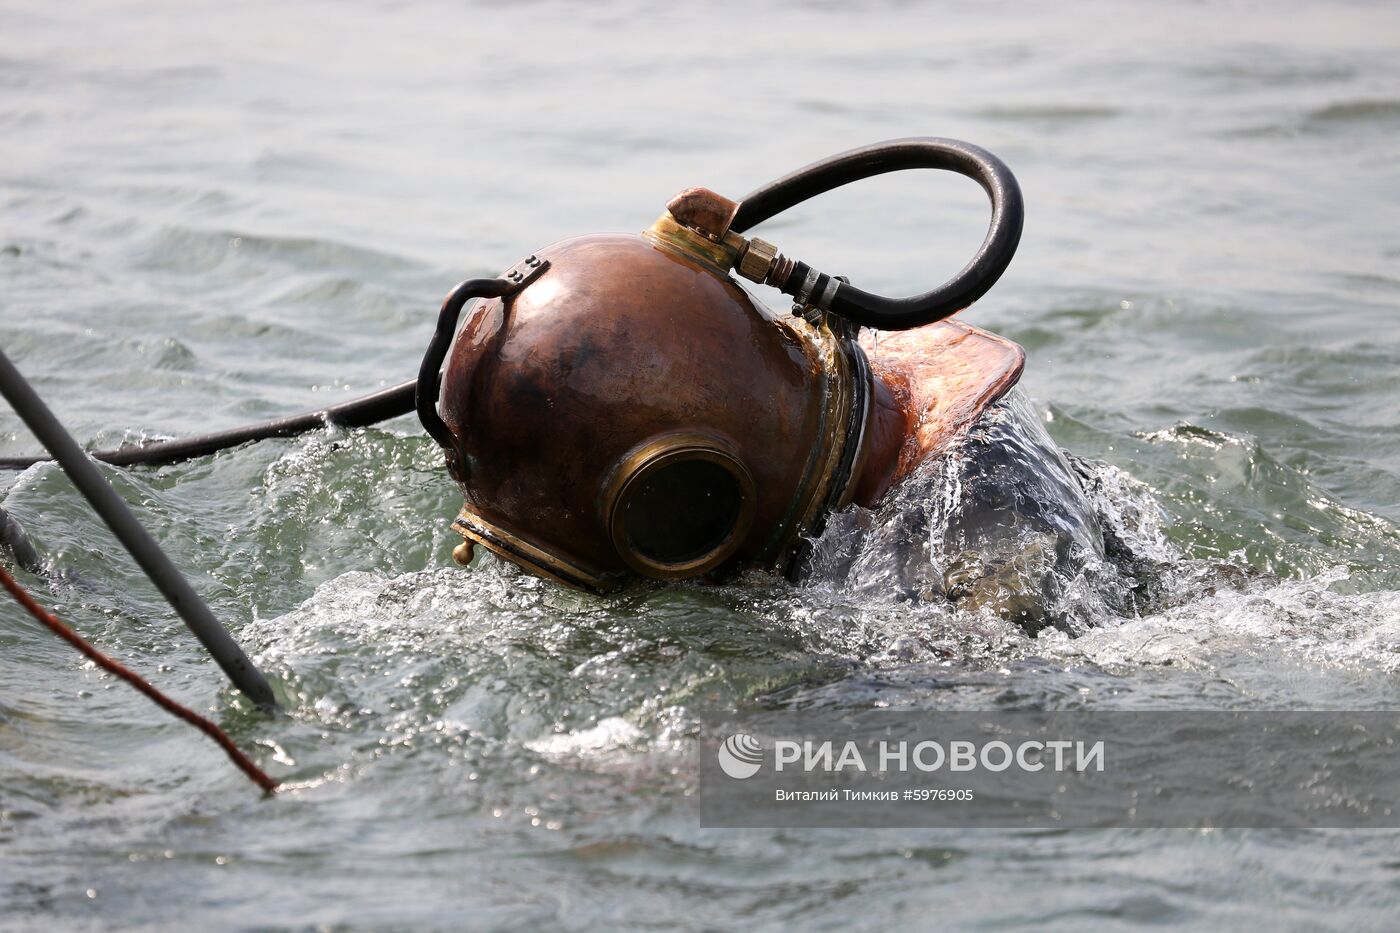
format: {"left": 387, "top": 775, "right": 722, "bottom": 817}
{"left": 0, "top": 349, "right": 278, "bottom": 710}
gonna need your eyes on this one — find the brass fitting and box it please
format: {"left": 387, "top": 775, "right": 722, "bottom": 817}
{"left": 643, "top": 213, "right": 742, "bottom": 274}
{"left": 655, "top": 186, "right": 790, "bottom": 290}
{"left": 736, "top": 237, "right": 779, "bottom": 284}
{"left": 665, "top": 187, "right": 739, "bottom": 241}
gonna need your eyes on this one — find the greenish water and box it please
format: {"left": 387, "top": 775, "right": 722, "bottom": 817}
{"left": 3, "top": 0, "right": 1400, "bottom": 928}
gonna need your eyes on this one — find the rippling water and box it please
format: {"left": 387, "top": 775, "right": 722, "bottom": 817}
{"left": 4, "top": 1, "right": 1400, "bottom": 928}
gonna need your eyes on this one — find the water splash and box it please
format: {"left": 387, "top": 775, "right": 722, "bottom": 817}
{"left": 805, "top": 389, "right": 1184, "bottom": 634}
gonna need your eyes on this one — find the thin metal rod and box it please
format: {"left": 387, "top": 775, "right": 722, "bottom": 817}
{"left": 0, "top": 349, "right": 278, "bottom": 709}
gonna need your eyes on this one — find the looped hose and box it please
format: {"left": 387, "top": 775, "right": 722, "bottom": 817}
{"left": 731, "top": 137, "right": 1024, "bottom": 331}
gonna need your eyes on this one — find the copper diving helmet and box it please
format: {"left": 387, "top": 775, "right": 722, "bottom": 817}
{"left": 416, "top": 138, "right": 1026, "bottom": 594}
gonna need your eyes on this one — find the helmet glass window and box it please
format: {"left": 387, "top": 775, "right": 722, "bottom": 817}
{"left": 620, "top": 458, "right": 743, "bottom": 566}
{"left": 607, "top": 439, "right": 756, "bottom": 579}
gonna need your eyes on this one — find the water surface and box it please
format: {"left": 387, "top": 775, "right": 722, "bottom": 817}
{"left": 3, "top": 1, "right": 1400, "bottom": 928}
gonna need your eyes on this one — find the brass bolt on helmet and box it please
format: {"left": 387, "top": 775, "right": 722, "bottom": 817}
{"left": 416, "top": 138, "right": 1026, "bottom": 594}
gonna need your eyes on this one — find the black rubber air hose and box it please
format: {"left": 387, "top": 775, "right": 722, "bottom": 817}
{"left": 0, "top": 380, "right": 418, "bottom": 471}
{"left": 730, "top": 137, "right": 1024, "bottom": 331}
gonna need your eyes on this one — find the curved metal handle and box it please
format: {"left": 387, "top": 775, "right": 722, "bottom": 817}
{"left": 731, "top": 137, "right": 1024, "bottom": 331}
{"left": 416, "top": 277, "right": 513, "bottom": 461}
